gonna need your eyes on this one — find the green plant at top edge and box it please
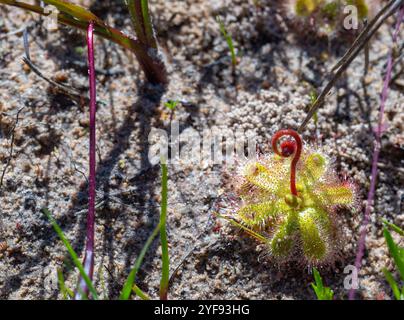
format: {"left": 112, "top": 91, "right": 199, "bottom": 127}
{"left": 382, "top": 220, "right": 404, "bottom": 300}
{"left": 164, "top": 100, "right": 179, "bottom": 111}
{"left": 0, "top": 0, "right": 167, "bottom": 84}
{"left": 42, "top": 208, "right": 98, "bottom": 300}
{"left": 216, "top": 16, "right": 238, "bottom": 68}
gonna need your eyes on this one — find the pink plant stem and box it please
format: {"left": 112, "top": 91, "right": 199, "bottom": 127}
{"left": 76, "top": 21, "right": 97, "bottom": 299}
{"left": 349, "top": 6, "right": 403, "bottom": 300}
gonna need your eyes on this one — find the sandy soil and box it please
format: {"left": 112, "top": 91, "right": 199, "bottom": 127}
{"left": 0, "top": 0, "right": 403, "bottom": 300}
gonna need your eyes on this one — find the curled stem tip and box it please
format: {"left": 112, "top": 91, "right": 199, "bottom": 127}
{"left": 271, "top": 129, "right": 302, "bottom": 196}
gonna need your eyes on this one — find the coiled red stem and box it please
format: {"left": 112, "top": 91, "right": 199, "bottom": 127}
{"left": 271, "top": 129, "right": 302, "bottom": 196}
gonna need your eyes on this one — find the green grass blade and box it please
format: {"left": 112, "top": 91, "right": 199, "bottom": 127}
{"left": 141, "top": 0, "right": 156, "bottom": 48}
{"left": 133, "top": 284, "right": 151, "bottom": 300}
{"left": 126, "top": 0, "right": 147, "bottom": 44}
{"left": 0, "top": 0, "right": 141, "bottom": 52}
{"left": 42, "top": 208, "right": 98, "bottom": 300}
{"left": 313, "top": 267, "right": 324, "bottom": 291}
{"left": 324, "top": 288, "right": 333, "bottom": 300}
{"left": 311, "top": 267, "right": 325, "bottom": 299}
{"left": 1, "top": 0, "right": 43, "bottom": 13}
{"left": 216, "top": 16, "right": 237, "bottom": 67}
{"left": 382, "top": 268, "right": 401, "bottom": 300}
{"left": 164, "top": 100, "right": 179, "bottom": 111}
{"left": 159, "top": 162, "right": 169, "bottom": 300}
{"left": 1, "top": 0, "right": 167, "bottom": 83}
{"left": 383, "top": 219, "right": 404, "bottom": 236}
{"left": 311, "top": 283, "right": 322, "bottom": 299}
{"left": 119, "top": 223, "right": 160, "bottom": 300}
{"left": 311, "top": 267, "right": 333, "bottom": 300}
{"left": 57, "top": 268, "right": 74, "bottom": 300}
{"left": 41, "top": 0, "right": 104, "bottom": 25}
{"left": 383, "top": 227, "right": 404, "bottom": 281}
{"left": 76, "top": 286, "right": 89, "bottom": 300}
{"left": 217, "top": 214, "right": 268, "bottom": 243}
{"left": 126, "top": 0, "right": 157, "bottom": 48}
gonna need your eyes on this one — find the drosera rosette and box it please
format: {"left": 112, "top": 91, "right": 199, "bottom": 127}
{"left": 218, "top": 129, "right": 358, "bottom": 266}
{"left": 282, "top": 0, "right": 382, "bottom": 39}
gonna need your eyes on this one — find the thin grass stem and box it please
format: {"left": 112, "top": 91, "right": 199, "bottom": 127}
{"left": 133, "top": 284, "right": 151, "bottom": 300}
{"left": 159, "top": 162, "right": 169, "bottom": 300}
{"left": 141, "top": 0, "right": 157, "bottom": 49}
{"left": 383, "top": 219, "right": 404, "bottom": 236}
{"left": 119, "top": 223, "right": 160, "bottom": 300}
{"left": 42, "top": 208, "right": 98, "bottom": 299}
{"left": 216, "top": 16, "right": 237, "bottom": 68}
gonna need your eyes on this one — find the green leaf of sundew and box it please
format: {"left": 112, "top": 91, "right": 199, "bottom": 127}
{"left": 237, "top": 201, "right": 279, "bottom": 227}
{"left": 383, "top": 227, "right": 404, "bottom": 282}
{"left": 270, "top": 211, "right": 298, "bottom": 258}
{"left": 217, "top": 214, "right": 268, "bottom": 243}
{"left": 317, "top": 184, "right": 354, "bottom": 207}
{"left": 346, "top": 0, "right": 369, "bottom": 20}
{"left": 295, "top": 0, "right": 318, "bottom": 16}
{"left": 308, "top": 206, "right": 332, "bottom": 235}
{"left": 270, "top": 226, "right": 294, "bottom": 258}
{"left": 299, "top": 208, "right": 327, "bottom": 262}
{"left": 303, "top": 153, "right": 327, "bottom": 183}
{"left": 321, "top": 1, "right": 339, "bottom": 19}
{"left": 243, "top": 160, "right": 288, "bottom": 195}
{"left": 243, "top": 162, "right": 279, "bottom": 193}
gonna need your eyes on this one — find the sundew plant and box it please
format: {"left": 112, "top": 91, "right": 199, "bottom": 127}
{"left": 221, "top": 129, "right": 357, "bottom": 265}
{"left": 282, "top": 0, "right": 382, "bottom": 37}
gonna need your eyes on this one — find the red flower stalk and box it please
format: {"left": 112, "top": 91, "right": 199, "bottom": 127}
{"left": 75, "top": 21, "right": 97, "bottom": 299}
{"left": 271, "top": 129, "right": 302, "bottom": 196}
